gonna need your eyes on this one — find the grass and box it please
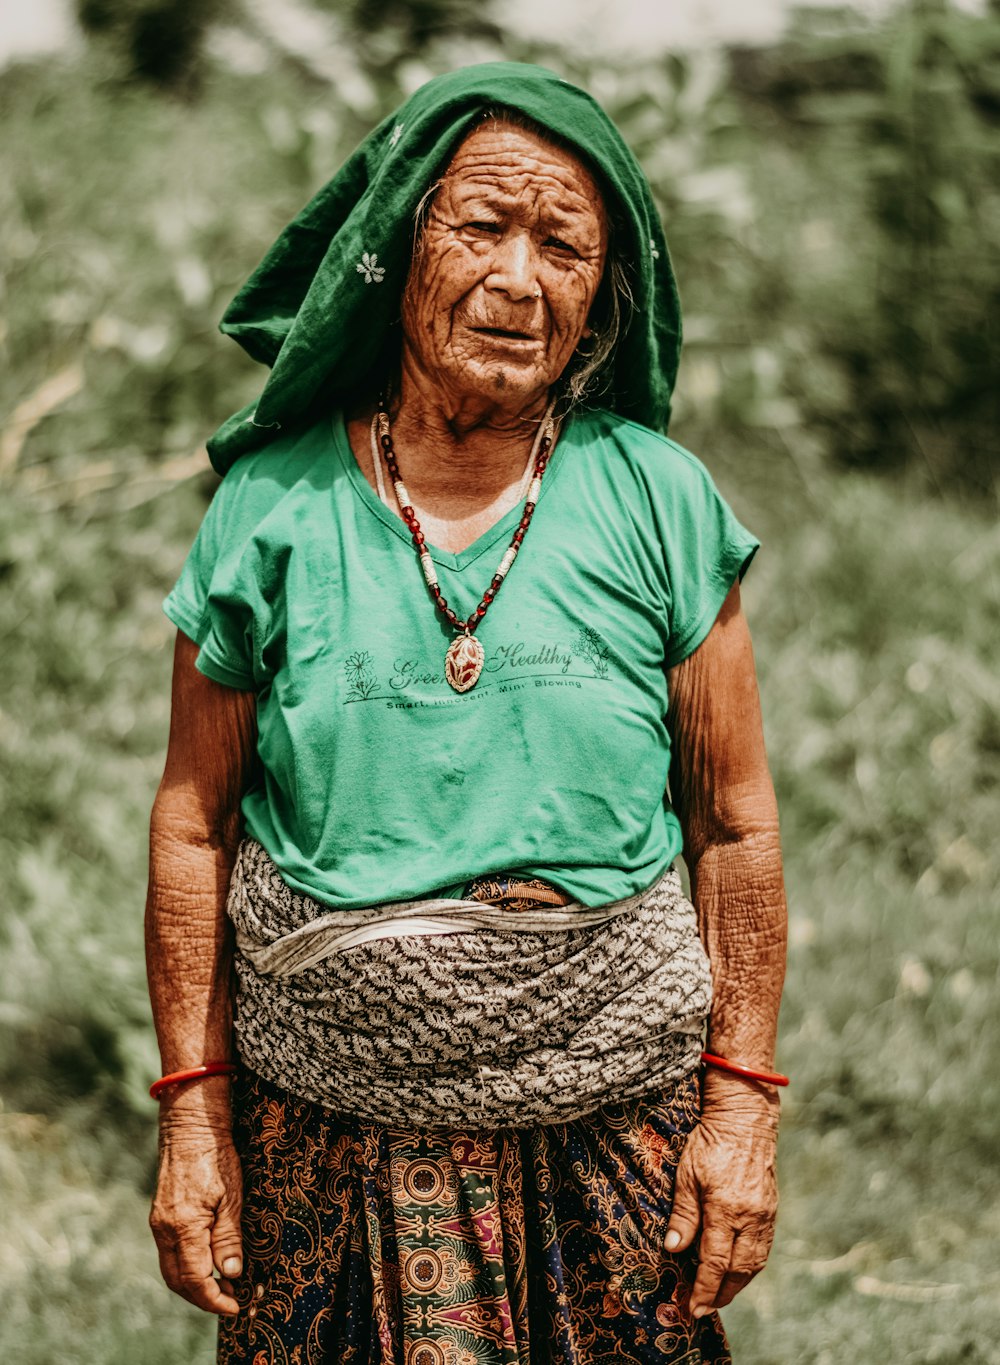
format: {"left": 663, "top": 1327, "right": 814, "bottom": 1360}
{"left": 2, "top": 36, "right": 999, "bottom": 1365}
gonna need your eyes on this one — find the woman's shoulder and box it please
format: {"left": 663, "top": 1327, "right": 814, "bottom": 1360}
{"left": 568, "top": 407, "right": 723, "bottom": 496}
{"left": 206, "top": 412, "right": 340, "bottom": 530}
{"left": 218, "top": 411, "right": 337, "bottom": 492}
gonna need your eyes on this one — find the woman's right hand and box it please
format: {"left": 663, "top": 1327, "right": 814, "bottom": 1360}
{"left": 149, "top": 1089, "right": 244, "bottom": 1317}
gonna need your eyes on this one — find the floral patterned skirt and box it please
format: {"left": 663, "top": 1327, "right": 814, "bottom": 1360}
{"left": 218, "top": 1067, "right": 731, "bottom": 1364}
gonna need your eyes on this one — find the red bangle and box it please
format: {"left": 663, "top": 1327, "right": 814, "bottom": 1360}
{"left": 701, "top": 1052, "right": 789, "bottom": 1087}
{"left": 149, "top": 1061, "right": 237, "bottom": 1101}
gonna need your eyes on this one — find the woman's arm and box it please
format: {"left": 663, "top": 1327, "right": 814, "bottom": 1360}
{"left": 664, "top": 580, "right": 788, "bottom": 1317}
{"left": 146, "top": 630, "right": 257, "bottom": 1316}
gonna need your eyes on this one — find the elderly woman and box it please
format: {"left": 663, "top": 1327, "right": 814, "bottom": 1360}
{"left": 146, "top": 63, "right": 786, "bottom": 1365}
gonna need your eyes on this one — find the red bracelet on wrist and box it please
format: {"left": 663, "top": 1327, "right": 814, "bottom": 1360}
{"left": 149, "top": 1061, "right": 237, "bottom": 1101}
{"left": 700, "top": 1052, "right": 789, "bottom": 1087}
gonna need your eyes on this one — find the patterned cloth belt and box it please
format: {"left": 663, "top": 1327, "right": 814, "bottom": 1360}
{"left": 226, "top": 837, "right": 713, "bottom": 1128}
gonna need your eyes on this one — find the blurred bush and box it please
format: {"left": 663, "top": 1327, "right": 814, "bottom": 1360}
{"left": 724, "top": 0, "right": 1000, "bottom": 500}
{"left": 75, "top": 0, "right": 233, "bottom": 90}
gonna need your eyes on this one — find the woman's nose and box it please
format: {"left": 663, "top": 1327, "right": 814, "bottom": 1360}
{"left": 484, "top": 232, "right": 539, "bottom": 302}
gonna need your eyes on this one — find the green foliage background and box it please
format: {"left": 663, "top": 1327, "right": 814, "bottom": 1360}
{"left": 1, "top": 2, "right": 998, "bottom": 1360}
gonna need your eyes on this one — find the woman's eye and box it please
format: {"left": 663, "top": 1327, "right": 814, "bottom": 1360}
{"left": 545, "top": 237, "right": 577, "bottom": 255}
{"left": 465, "top": 221, "right": 502, "bottom": 234}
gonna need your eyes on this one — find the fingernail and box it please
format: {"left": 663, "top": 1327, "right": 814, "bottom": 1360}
{"left": 223, "top": 1258, "right": 242, "bottom": 1277}
{"left": 665, "top": 1230, "right": 681, "bottom": 1251}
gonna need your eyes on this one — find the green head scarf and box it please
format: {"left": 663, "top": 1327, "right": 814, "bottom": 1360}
{"left": 207, "top": 61, "right": 682, "bottom": 475}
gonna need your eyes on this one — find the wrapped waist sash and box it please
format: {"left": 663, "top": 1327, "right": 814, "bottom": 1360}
{"left": 227, "top": 837, "right": 713, "bottom": 1128}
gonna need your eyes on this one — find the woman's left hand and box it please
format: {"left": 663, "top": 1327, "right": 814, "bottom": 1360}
{"left": 664, "top": 1085, "right": 779, "bottom": 1317}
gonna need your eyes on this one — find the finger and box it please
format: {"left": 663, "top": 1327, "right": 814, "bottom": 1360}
{"left": 664, "top": 1150, "right": 701, "bottom": 1253}
{"left": 714, "top": 1269, "right": 755, "bottom": 1309}
{"left": 696, "top": 1218, "right": 774, "bottom": 1312}
{"left": 690, "top": 1217, "right": 735, "bottom": 1319}
{"left": 156, "top": 1239, "right": 182, "bottom": 1298}
{"left": 711, "top": 1222, "right": 773, "bottom": 1308}
{"left": 156, "top": 1238, "right": 212, "bottom": 1312}
{"left": 175, "top": 1234, "right": 241, "bottom": 1316}
{"left": 211, "top": 1190, "right": 244, "bottom": 1281}
{"left": 730, "top": 1221, "right": 774, "bottom": 1279}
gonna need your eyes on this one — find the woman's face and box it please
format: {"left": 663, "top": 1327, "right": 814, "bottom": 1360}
{"left": 401, "top": 122, "right": 609, "bottom": 414}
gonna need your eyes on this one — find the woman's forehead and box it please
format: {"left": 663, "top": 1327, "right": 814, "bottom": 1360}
{"left": 442, "top": 124, "right": 604, "bottom": 204}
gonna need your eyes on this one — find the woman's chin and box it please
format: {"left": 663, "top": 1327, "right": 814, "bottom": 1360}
{"left": 446, "top": 359, "right": 554, "bottom": 412}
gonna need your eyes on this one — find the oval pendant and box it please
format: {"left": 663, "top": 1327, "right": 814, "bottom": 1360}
{"left": 445, "top": 634, "right": 485, "bottom": 693}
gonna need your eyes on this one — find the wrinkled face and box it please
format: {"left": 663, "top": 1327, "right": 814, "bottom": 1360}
{"left": 401, "top": 122, "right": 609, "bottom": 410}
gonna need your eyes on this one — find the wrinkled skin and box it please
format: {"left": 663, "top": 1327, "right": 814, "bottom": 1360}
{"left": 664, "top": 584, "right": 786, "bottom": 1316}
{"left": 147, "top": 122, "right": 786, "bottom": 1325}
{"left": 401, "top": 123, "right": 608, "bottom": 423}
{"left": 147, "top": 635, "right": 256, "bottom": 1317}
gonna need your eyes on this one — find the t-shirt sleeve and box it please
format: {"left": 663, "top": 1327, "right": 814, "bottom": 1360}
{"left": 162, "top": 465, "right": 267, "bottom": 690}
{"left": 659, "top": 442, "right": 760, "bottom": 669}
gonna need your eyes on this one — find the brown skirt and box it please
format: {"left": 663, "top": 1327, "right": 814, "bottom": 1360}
{"left": 218, "top": 1066, "right": 731, "bottom": 1364}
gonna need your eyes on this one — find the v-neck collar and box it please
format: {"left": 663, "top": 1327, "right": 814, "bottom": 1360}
{"left": 331, "top": 410, "right": 572, "bottom": 572}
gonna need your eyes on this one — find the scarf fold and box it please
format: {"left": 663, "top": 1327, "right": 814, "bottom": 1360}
{"left": 207, "top": 62, "right": 683, "bottom": 475}
{"left": 227, "top": 837, "right": 712, "bottom": 1129}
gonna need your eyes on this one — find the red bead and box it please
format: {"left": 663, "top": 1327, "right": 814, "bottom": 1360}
{"left": 483, "top": 588, "right": 495, "bottom": 602}
{"left": 475, "top": 606, "right": 487, "bottom": 619}
{"left": 413, "top": 529, "right": 425, "bottom": 546}
{"left": 380, "top": 434, "right": 393, "bottom": 451}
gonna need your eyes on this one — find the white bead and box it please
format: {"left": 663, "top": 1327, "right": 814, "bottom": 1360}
{"left": 497, "top": 546, "right": 518, "bottom": 579}
{"left": 420, "top": 552, "right": 438, "bottom": 588}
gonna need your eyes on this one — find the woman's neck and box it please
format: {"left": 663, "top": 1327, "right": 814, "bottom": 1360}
{"left": 385, "top": 358, "right": 551, "bottom": 501}
{"left": 345, "top": 373, "right": 555, "bottom": 555}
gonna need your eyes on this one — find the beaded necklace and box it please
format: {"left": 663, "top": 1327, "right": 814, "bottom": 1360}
{"left": 373, "top": 399, "right": 557, "bottom": 693}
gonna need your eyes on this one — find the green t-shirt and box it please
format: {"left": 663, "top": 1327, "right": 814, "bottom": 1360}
{"left": 163, "top": 408, "right": 758, "bottom": 909}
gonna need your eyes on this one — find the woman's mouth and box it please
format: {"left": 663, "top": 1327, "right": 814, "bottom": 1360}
{"left": 471, "top": 326, "right": 538, "bottom": 343}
